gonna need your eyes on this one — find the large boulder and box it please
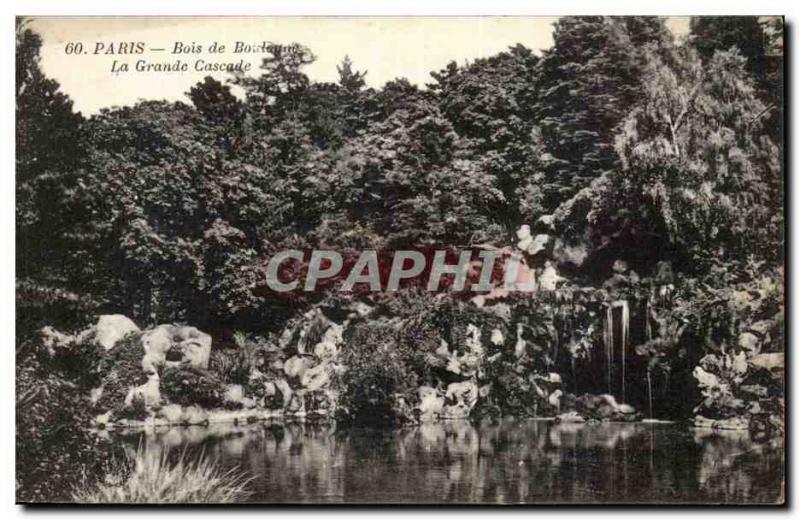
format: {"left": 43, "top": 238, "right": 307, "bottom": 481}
{"left": 38, "top": 314, "right": 139, "bottom": 356}
{"left": 751, "top": 353, "right": 784, "bottom": 372}
{"left": 443, "top": 381, "right": 479, "bottom": 419}
{"left": 141, "top": 324, "right": 212, "bottom": 370}
{"left": 574, "top": 393, "right": 639, "bottom": 422}
{"left": 93, "top": 315, "right": 140, "bottom": 351}
{"left": 418, "top": 386, "right": 445, "bottom": 421}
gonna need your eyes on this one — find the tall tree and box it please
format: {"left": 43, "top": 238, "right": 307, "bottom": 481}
{"left": 534, "top": 16, "right": 672, "bottom": 213}
{"left": 554, "top": 44, "right": 782, "bottom": 276}
{"left": 16, "top": 19, "right": 94, "bottom": 333}
{"left": 430, "top": 44, "right": 543, "bottom": 227}
{"left": 690, "top": 16, "right": 783, "bottom": 139}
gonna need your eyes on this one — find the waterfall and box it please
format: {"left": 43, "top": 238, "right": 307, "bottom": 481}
{"left": 646, "top": 293, "right": 654, "bottom": 419}
{"left": 647, "top": 368, "right": 653, "bottom": 419}
{"left": 605, "top": 305, "right": 613, "bottom": 394}
{"left": 620, "top": 301, "right": 629, "bottom": 403}
{"left": 604, "top": 300, "right": 630, "bottom": 402}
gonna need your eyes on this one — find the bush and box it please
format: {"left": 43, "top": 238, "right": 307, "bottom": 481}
{"left": 161, "top": 366, "right": 227, "bottom": 409}
{"left": 72, "top": 446, "right": 251, "bottom": 504}
{"left": 208, "top": 331, "right": 267, "bottom": 385}
{"left": 336, "top": 321, "right": 424, "bottom": 426}
{"left": 16, "top": 347, "right": 116, "bottom": 502}
{"left": 94, "top": 333, "right": 148, "bottom": 416}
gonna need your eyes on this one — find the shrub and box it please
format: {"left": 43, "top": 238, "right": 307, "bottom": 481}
{"left": 335, "top": 321, "right": 423, "bottom": 426}
{"left": 208, "top": 331, "right": 267, "bottom": 385}
{"left": 161, "top": 366, "right": 227, "bottom": 409}
{"left": 72, "top": 446, "right": 251, "bottom": 504}
{"left": 94, "top": 333, "right": 148, "bottom": 416}
{"left": 16, "top": 347, "right": 116, "bottom": 502}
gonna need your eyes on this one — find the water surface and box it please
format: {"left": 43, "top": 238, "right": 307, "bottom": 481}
{"left": 117, "top": 419, "right": 784, "bottom": 504}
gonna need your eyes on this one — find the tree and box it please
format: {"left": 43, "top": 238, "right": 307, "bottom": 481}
{"left": 534, "top": 16, "right": 673, "bottom": 213}
{"left": 16, "top": 19, "right": 95, "bottom": 334}
{"left": 337, "top": 55, "right": 376, "bottom": 138}
{"left": 430, "top": 45, "right": 545, "bottom": 226}
{"left": 690, "top": 16, "right": 783, "bottom": 140}
{"left": 341, "top": 86, "right": 503, "bottom": 246}
{"left": 555, "top": 44, "right": 782, "bottom": 277}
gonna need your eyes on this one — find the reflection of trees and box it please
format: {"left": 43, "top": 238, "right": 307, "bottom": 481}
{"left": 115, "top": 420, "right": 782, "bottom": 504}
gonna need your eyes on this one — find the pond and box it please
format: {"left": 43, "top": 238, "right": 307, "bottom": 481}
{"left": 115, "top": 419, "right": 784, "bottom": 505}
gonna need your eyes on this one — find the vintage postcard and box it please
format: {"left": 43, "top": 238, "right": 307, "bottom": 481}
{"left": 15, "top": 15, "right": 785, "bottom": 504}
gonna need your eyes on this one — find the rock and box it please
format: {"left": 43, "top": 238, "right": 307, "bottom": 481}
{"left": 158, "top": 404, "right": 184, "bottom": 423}
{"left": 749, "top": 320, "right": 772, "bottom": 336}
{"left": 527, "top": 234, "right": 552, "bottom": 257}
{"left": 538, "top": 261, "right": 564, "bottom": 291}
{"left": 443, "top": 381, "right": 479, "bottom": 419}
{"left": 444, "top": 324, "right": 484, "bottom": 377}
{"left": 731, "top": 351, "right": 748, "bottom": 378}
{"left": 537, "top": 214, "right": 555, "bottom": 231}
{"left": 612, "top": 260, "right": 628, "bottom": 274}
{"left": 617, "top": 403, "right": 635, "bottom": 414}
{"left": 94, "top": 411, "right": 113, "bottom": 426}
{"left": 490, "top": 329, "right": 504, "bottom": 345}
{"left": 516, "top": 225, "right": 533, "bottom": 251}
{"left": 751, "top": 353, "right": 783, "bottom": 372}
{"left": 694, "top": 415, "right": 715, "bottom": 429}
{"left": 418, "top": 386, "right": 445, "bottom": 421}
{"left": 575, "top": 393, "right": 638, "bottom": 422}
{"left": 693, "top": 366, "right": 723, "bottom": 391}
{"left": 694, "top": 415, "right": 749, "bottom": 431}
{"left": 94, "top": 315, "right": 140, "bottom": 351}
{"left": 286, "top": 392, "right": 306, "bottom": 415}
{"left": 90, "top": 386, "right": 104, "bottom": 405}
{"left": 127, "top": 373, "right": 161, "bottom": 408}
{"left": 181, "top": 405, "right": 208, "bottom": 425}
{"left": 304, "top": 390, "right": 332, "bottom": 414}
{"left": 39, "top": 326, "right": 75, "bottom": 355}
{"left": 548, "top": 373, "right": 562, "bottom": 384}
{"left": 313, "top": 324, "right": 343, "bottom": 360}
{"left": 654, "top": 261, "right": 674, "bottom": 284}
{"left": 741, "top": 384, "right": 768, "bottom": 398}
{"left": 552, "top": 239, "right": 588, "bottom": 269}
{"left": 141, "top": 324, "right": 212, "bottom": 370}
{"left": 556, "top": 411, "right": 585, "bottom": 423}
{"left": 284, "top": 356, "right": 314, "bottom": 379}
{"left": 300, "top": 362, "right": 330, "bottom": 392}
{"left": 224, "top": 384, "right": 245, "bottom": 405}
{"left": 274, "top": 379, "right": 293, "bottom": 409}
{"left": 548, "top": 389, "right": 563, "bottom": 411}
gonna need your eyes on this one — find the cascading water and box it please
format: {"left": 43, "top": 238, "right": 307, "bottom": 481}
{"left": 646, "top": 292, "right": 654, "bottom": 419}
{"left": 604, "top": 300, "right": 630, "bottom": 403}
{"left": 605, "top": 305, "right": 613, "bottom": 394}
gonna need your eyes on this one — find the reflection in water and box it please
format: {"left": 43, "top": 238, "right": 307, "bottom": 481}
{"left": 115, "top": 420, "right": 783, "bottom": 504}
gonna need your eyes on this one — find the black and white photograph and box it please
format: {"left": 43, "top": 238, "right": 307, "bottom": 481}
{"left": 13, "top": 12, "right": 786, "bottom": 505}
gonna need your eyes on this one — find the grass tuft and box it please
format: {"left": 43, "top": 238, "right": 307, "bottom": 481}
{"left": 72, "top": 445, "right": 251, "bottom": 504}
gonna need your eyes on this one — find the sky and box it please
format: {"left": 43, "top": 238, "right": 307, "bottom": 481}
{"left": 29, "top": 16, "right": 692, "bottom": 115}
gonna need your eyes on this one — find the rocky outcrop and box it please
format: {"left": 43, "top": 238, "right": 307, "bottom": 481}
{"left": 558, "top": 393, "right": 640, "bottom": 422}
{"left": 141, "top": 324, "right": 212, "bottom": 371}
{"left": 39, "top": 314, "right": 140, "bottom": 355}
{"left": 34, "top": 303, "right": 652, "bottom": 431}
{"left": 93, "top": 315, "right": 140, "bottom": 351}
